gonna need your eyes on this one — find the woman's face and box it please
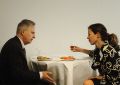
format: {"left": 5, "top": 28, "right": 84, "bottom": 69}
{"left": 87, "top": 28, "right": 98, "bottom": 45}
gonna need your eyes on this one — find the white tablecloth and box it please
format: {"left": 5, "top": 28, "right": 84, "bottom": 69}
{"left": 30, "top": 57, "right": 93, "bottom": 85}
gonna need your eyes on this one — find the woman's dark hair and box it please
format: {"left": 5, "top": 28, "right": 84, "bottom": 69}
{"left": 88, "top": 23, "right": 108, "bottom": 41}
{"left": 108, "top": 33, "right": 120, "bottom": 51}
{"left": 88, "top": 23, "right": 119, "bottom": 51}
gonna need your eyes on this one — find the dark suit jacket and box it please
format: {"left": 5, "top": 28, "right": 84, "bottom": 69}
{"left": 0, "top": 36, "right": 41, "bottom": 84}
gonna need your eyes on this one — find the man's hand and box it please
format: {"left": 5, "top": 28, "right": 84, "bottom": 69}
{"left": 42, "top": 71, "right": 55, "bottom": 84}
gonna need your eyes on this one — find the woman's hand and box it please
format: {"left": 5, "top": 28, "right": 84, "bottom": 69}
{"left": 70, "top": 46, "right": 82, "bottom": 52}
{"left": 88, "top": 76, "right": 103, "bottom": 80}
{"left": 70, "top": 46, "right": 91, "bottom": 55}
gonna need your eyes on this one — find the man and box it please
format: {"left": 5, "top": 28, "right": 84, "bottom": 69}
{"left": 0, "top": 19, "right": 55, "bottom": 85}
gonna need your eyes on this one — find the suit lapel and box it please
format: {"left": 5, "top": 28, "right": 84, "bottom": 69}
{"left": 14, "top": 36, "right": 27, "bottom": 61}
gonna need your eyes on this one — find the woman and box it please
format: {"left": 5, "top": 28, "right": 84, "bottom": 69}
{"left": 71, "top": 23, "right": 120, "bottom": 85}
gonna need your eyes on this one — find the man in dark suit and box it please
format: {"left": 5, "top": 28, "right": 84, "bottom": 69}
{"left": 0, "top": 19, "right": 55, "bottom": 85}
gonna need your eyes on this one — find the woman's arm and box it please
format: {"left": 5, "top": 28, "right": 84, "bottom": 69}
{"left": 88, "top": 75, "right": 103, "bottom": 80}
{"left": 70, "top": 46, "right": 91, "bottom": 55}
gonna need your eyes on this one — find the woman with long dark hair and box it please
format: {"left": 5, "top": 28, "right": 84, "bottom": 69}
{"left": 71, "top": 23, "right": 120, "bottom": 85}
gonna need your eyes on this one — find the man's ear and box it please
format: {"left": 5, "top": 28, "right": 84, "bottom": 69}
{"left": 21, "top": 30, "right": 25, "bottom": 36}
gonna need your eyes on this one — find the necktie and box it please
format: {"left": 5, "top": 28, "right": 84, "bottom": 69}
{"left": 22, "top": 48, "right": 26, "bottom": 56}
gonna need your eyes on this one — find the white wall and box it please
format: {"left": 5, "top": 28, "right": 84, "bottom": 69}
{"left": 0, "top": 0, "right": 120, "bottom": 60}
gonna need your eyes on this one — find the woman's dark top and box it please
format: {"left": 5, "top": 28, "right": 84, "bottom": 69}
{"left": 89, "top": 43, "right": 120, "bottom": 85}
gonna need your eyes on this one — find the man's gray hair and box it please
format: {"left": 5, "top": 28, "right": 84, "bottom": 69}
{"left": 16, "top": 19, "right": 35, "bottom": 34}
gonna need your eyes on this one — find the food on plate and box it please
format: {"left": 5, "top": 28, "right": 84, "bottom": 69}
{"left": 60, "top": 56, "right": 75, "bottom": 60}
{"left": 37, "top": 56, "right": 51, "bottom": 61}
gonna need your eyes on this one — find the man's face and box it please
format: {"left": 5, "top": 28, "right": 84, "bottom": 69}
{"left": 22, "top": 25, "right": 35, "bottom": 45}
